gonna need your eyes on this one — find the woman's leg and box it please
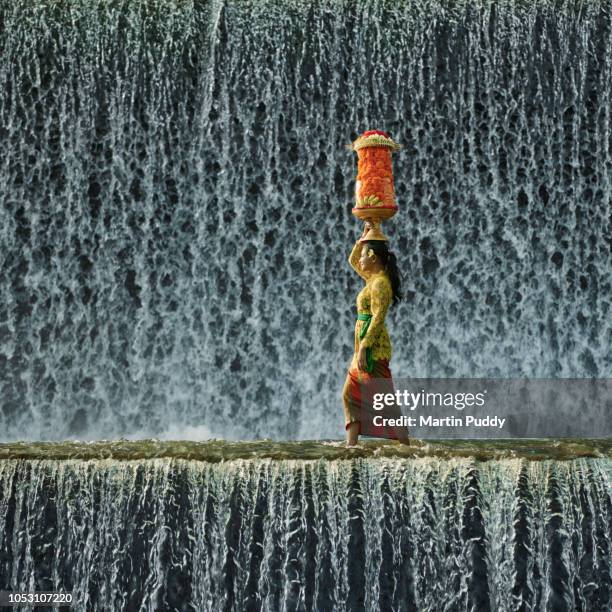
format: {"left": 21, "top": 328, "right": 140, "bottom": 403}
{"left": 346, "top": 422, "right": 360, "bottom": 446}
{"left": 342, "top": 372, "right": 361, "bottom": 445}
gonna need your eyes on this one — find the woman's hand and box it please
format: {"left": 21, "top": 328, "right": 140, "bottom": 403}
{"left": 359, "top": 221, "right": 372, "bottom": 241}
{"left": 357, "top": 345, "right": 368, "bottom": 371}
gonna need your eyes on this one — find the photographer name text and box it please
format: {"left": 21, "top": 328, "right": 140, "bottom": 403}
{"left": 372, "top": 414, "right": 506, "bottom": 428}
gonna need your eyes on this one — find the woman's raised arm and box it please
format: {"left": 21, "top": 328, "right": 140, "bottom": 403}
{"left": 348, "top": 223, "right": 371, "bottom": 280}
{"left": 348, "top": 240, "right": 368, "bottom": 279}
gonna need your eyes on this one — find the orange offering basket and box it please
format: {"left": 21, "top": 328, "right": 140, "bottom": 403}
{"left": 349, "top": 130, "right": 401, "bottom": 241}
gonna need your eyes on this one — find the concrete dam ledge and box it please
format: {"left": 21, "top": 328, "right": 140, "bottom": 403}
{"left": 0, "top": 437, "right": 610, "bottom": 462}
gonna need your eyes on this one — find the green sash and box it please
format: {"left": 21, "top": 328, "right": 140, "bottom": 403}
{"left": 357, "top": 313, "right": 374, "bottom": 373}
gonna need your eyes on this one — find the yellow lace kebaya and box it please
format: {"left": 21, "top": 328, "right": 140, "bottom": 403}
{"left": 348, "top": 240, "right": 393, "bottom": 370}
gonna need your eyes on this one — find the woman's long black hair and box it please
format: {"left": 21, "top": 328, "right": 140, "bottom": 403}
{"left": 364, "top": 240, "right": 402, "bottom": 306}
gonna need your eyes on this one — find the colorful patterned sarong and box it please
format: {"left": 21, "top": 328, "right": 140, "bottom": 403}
{"left": 342, "top": 360, "right": 410, "bottom": 441}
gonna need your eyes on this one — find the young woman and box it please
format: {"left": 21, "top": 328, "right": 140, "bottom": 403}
{"left": 342, "top": 222, "right": 408, "bottom": 446}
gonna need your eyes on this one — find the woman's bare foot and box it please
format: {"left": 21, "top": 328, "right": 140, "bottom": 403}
{"left": 346, "top": 422, "right": 360, "bottom": 446}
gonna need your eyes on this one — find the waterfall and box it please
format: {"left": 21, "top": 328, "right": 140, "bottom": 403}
{"left": 0, "top": 454, "right": 611, "bottom": 611}
{"left": 1, "top": 0, "right": 611, "bottom": 441}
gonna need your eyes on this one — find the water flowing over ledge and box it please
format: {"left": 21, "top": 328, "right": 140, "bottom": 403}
{"left": 1, "top": 438, "right": 611, "bottom": 461}
{"left": 1, "top": 449, "right": 611, "bottom": 610}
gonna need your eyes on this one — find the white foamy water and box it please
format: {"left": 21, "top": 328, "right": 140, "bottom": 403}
{"left": 0, "top": 0, "right": 610, "bottom": 441}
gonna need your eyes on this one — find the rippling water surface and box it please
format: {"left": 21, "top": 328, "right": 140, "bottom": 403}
{"left": 1, "top": 437, "right": 610, "bottom": 461}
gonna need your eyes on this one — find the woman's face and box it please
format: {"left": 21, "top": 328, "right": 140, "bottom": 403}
{"left": 359, "top": 244, "right": 376, "bottom": 272}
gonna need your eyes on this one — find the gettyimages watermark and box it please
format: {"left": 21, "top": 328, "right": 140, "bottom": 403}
{"left": 356, "top": 378, "right": 612, "bottom": 439}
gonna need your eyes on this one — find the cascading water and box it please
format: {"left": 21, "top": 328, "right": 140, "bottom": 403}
{"left": 0, "top": 452, "right": 611, "bottom": 611}
{"left": 0, "top": 0, "right": 611, "bottom": 441}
